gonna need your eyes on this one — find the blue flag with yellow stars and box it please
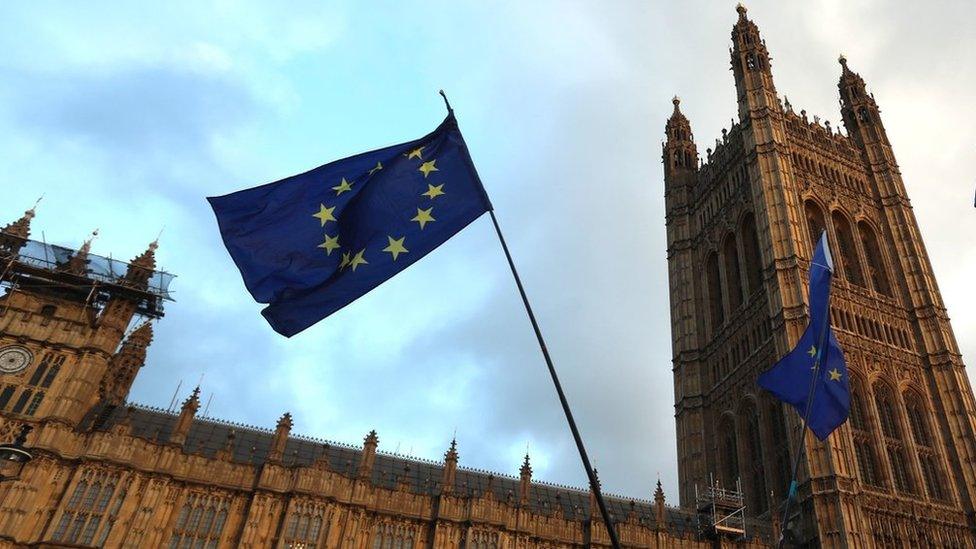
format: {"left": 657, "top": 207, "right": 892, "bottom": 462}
{"left": 208, "top": 113, "right": 491, "bottom": 337}
{"left": 758, "top": 232, "right": 850, "bottom": 440}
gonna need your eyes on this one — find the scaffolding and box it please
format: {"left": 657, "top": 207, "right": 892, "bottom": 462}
{"left": 696, "top": 475, "right": 746, "bottom": 540}
{"left": 0, "top": 235, "right": 174, "bottom": 320}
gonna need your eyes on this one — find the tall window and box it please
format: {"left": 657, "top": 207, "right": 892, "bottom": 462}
{"left": 51, "top": 470, "right": 125, "bottom": 547}
{"left": 874, "top": 384, "right": 915, "bottom": 494}
{"left": 468, "top": 530, "right": 500, "bottom": 549}
{"left": 857, "top": 221, "right": 892, "bottom": 296}
{"left": 741, "top": 213, "right": 763, "bottom": 295}
{"left": 832, "top": 211, "right": 865, "bottom": 287}
{"left": 723, "top": 234, "right": 744, "bottom": 311}
{"left": 720, "top": 417, "right": 739, "bottom": 488}
{"left": 849, "top": 379, "right": 883, "bottom": 488}
{"left": 371, "top": 522, "right": 415, "bottom": 549}
{"left": 766, "top": 400, "right": 791, "bottom": 500}
{"left": 284, "top": 501, "right": 329, "bottom": 548}
{"left": 905, "top": 392, "right": 947, "bottom": 501}
{"left": 168, "top": 493, "right": 229, "bottom": 549}
{"left": 804, "top": 201, "right": 826, "bottom": 253}
{"left": 706, "top": 252, "right": 725, "bottom": 331}
{"left": 742, "top": 404, "right": 767, "bottom": 514}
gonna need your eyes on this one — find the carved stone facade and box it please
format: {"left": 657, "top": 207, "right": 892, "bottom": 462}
{"left": 664, "top": 5, "right": 976, "bottom": 547}
{"left": 0, "top": 211, "right": 771, "bottom": 542}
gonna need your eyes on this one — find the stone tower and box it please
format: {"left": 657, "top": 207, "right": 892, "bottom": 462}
{"left": 0, "top": 209, "right": 167, "bottom": 433}
{"left": 663, "top": 5, "right": 976, "bottom": 546}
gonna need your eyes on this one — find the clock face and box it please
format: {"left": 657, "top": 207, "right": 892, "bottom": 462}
{"left": 0, "top": 346, "right": 33, "bottom": 374}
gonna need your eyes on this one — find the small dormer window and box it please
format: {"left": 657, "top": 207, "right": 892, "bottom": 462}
{"left": 40, "top": 305, "right": 57, "bottom": 326}
{"left": 746, "top": 54, "right": 756, "bottom": 70}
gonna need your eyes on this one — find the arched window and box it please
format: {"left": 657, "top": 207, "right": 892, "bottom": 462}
{"left": 720, "top": 416, "right": 739, "bottom": 488}
{"left": 849, "top": 378, "right": 883, "bottom": 488}
{"left": 873, "top": 384, "right": 915, "bottom": 494}
{"left": 831, "top": 211, "right": 865, "bottom": 286}
{"left": 766, "top": 399, "right": 791, "bottom": 500}
{"left": 372, "top": 522, "right": 415, "bottom": 549}
{"left": 723, "top": 234, "right": 744, "bottom": 311}
{"left": 283, "top": 502, "right": 329, "bottom": 548}
{"left": 741, "top": 213, "right": 763, "bottom": 294}
{"left": 168, "top": 493, "right": 230, "bottom": 548}
{"left": 706, "top": 252, "right": 725, "bottom": 331}
{"left": 857, "top": 221, "right": 892, "bottom": 296}
{"left": 904, "top": 392, "right": 947, "bottom": 501}
{"left": 804, "top": 201, "right": 826, "bottom": 254}
{"left": 741, "top": 403, "right": 767, "bottom": 514}
{"left": 52, "top": 471, "right": 125, "bottom": 546}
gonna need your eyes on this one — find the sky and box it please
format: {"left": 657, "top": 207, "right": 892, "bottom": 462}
{"left": 1, "top": 0, "right": 974, "bottom": 503}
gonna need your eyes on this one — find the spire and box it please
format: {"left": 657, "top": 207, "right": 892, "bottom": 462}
{"left": 101, "top": 322, "right": 154, "bottom": 405}
{"left": 653, "top": 478, "right": 666, "bottom": 530}
{"left": 170, "top": 386, "right": 200, "bottom": 446}
{"left": 730, "top": 4, "right": 778, "bottom": 121}
{"left": 358, "top": 429, "right": 379, "bottom": 479}
{"left": 518, "top": 453, "right": 532, "bottom": 504}
{"left": 441, "top": 437, "right": 459, "bottom": 494}
{"left": 0, "top": 202, "right": 38, "bottom": 256}
{"left": 663, "top": 96, "right": 698, "bottom": 205}
{"left": 269, "top": 412, "right": 293, "bottom": 463}
{"left": 837, "top": 55, "right": 889, "bottom": 151}
{"left": 63, "top": 229, "right": 98, "bottom": 275}
{"left": 125, "top": 239, "right": 158, "bottom": 287}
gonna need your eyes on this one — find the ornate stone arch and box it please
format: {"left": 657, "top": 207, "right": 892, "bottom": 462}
{"left": 718, "top": 411, "right": 739, "bottom": 489}
{"left": 830, "top": 208, "right": 865, "bottom": 287}
{"left": 738, "top": 211, "right": 763, "bottom": 295}
{"left": 848, "top": 372, "right": 884, "bottom": 489}
{"left": 855, "top": 219, "right": 893, "bottom": 297}
{"left": 706, "top": 250, "right": 725, "bottom": 333}
{"left": 722, "top": 232, "right": 744, "bottom": 311}
{"left": 872, "top": 380, "right": 916, "bottom": 494}
{"left": 736, "top": 396, "right": 767, "bottom": 515}
{"left": 902, "top": 386, "right": 949, "bottom": 501}
{"left": 802, "top": 197, "right": 828, "bottom": 255}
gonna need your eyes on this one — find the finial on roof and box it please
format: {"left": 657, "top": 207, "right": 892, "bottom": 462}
{"left": 520, "top": 453, "right": 532, "bottom": 476}
{"left": 736, "top": 2, "right": 747, "bottom": 18}
{"left": 838, "top": 53, "right": 847, "bottom": 66}
{"left": 276, "top": 412, "right": 293, "bottom": 430}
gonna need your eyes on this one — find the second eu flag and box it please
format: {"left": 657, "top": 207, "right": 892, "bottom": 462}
{"left": 208, "top": 114, "right": 491, "bottom": 337}
{"left": 758, "top": 232, "right": 850, "bottom": 440}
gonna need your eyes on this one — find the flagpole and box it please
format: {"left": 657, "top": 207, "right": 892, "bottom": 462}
{"left": 438, "top": 90, "right": 620, "bottom": 548}
{"left": 487, "top": 209, "right": 622, "bottom": 548}
{"left": 777, "top": 294, "right": 832, "bottom": 548}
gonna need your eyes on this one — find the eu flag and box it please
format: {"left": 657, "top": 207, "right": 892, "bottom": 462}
{"left": 758, "top": 232, "right": 850, "bottom": 440}
{"left": 208, "top": 113, "right": 491, "bottom": 337}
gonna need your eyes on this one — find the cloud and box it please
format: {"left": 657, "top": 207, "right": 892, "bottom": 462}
{"left": 0, "top": 0, "right": 973, "bottom": 508}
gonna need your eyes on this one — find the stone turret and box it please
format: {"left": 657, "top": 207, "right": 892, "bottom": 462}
{"left": 268, "top": 412, "right": 293, "bottom": 463}
{"left": 64, "top": 229, "right": 98, "bottom": 276}
{"left": 358, "top": 430, "right": 378, "bottom": 479}
{"left": 441, "top": 438, "right": 458, "bottom": 494}
{"left": 101, "top": 322, "right": 153, "bottom": 405}
{"left": 518, "top": 454, "right": 532, "bottom": 505}
{"left": 170, "top": 386, "right": 200, "bottom": 446}
{"left": 125, "top": 239, "right": 158, "bottom": 288}
{"left": 0, "top": 204, "right": 37, "bottom": 256}
{"left": 653, "top": 479, "right": 666, "bottom": 530}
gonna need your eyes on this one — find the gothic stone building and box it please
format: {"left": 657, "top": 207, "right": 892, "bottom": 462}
{"left": 0, "top": 209, "right": 770, "bottom": 548}
{"left": 664, "top": 4, "right": 976, "bottom": 548}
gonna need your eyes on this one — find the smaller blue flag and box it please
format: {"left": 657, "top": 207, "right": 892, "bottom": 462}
{"left": 758, "top": 233, "right": 850, "bottom": 440}
{"left": 208, "top": 113, "right": 491, "bottom": 337}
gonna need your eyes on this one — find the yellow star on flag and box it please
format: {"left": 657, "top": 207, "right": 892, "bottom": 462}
{"left": 332, "top": 178, "right": 353, "bottom": 196}
{"left": 382, "top": 236, "right": 408, "bottom": 260}
{"left": 828, "top": 368, "right": 843, "bottom": 381}
{"left": 418, "top": 160, "right": 438, "bottom": 178}
{"left": 369, "top": 162, "right": 383, "bottom": 175}
{"left": 313, "top": 204, "right": 337, "bottom": 226}
{"left": 422, "top": 183, "right": 445, "bottom": 199}
{"left": 411, "top": 207, "right": 435, "bottom": 229}
{"left": 406, "top": 146, "right": 424, "bottom": 160}
{"left": 317, "top": 234, "right": 341, "bottom": 255}
{"left": 807, "top": 345, "right": 816, "bottom": 357}
{"left": 349, "top": 249, "right": 368, "bottom": 271}
{"left": 339, "top": 251, "right": 351, "bottom": 270}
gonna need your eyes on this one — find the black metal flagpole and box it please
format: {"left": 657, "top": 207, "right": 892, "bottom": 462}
{"left": 777, "top": 280, "right": 833, "bottom": 548}
{"left": 438, "top": 90, "right": 621, "bottom": 548}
